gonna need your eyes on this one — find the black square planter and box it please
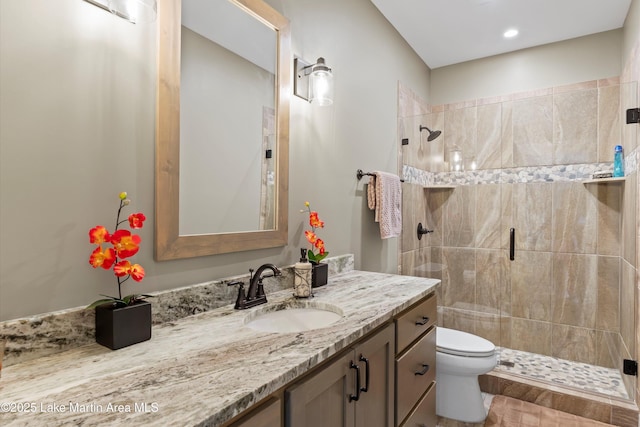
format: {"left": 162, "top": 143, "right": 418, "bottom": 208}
{"left": 311, "top": 262, "right": 328, "bottom": 288}
{"left": 95, "top": 300, "right": 152, "bottom": 350}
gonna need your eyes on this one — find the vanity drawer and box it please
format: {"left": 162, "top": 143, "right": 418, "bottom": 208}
{"left": 396, "top": 293, "right": 436, "bottom": 353}
{"left": 396, "top": 326, "right": 436, "bottom": 424}
{"left": 399, "top": 383, "right": 436, "bottom": 427}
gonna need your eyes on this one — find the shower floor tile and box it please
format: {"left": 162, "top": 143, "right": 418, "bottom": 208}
{"left": 496, "top": 347, "right": 629, "bottom": 400}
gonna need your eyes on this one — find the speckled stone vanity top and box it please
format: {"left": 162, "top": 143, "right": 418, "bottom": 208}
{"left": 0, "top": 271, "right": 439, "bottom": 426}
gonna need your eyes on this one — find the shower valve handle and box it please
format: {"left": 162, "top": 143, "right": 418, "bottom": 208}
{"left": 417, "top": 223, "right": 433, "bottom": 240}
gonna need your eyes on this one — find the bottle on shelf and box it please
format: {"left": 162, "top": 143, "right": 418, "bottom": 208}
{"left": 613, "top": 145, "right": 624, "bottom": 178}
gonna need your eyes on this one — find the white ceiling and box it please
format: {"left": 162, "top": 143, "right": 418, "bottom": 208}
{"left": 370, "top": 0, "right": 632, "bottom": 69}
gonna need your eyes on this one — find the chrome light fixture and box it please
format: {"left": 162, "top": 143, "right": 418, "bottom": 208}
{"left": 83, "top": 0, "right": 157, "bottom": 24}
{"left": 294, "top": 57, "right": 334, "bottom": 106}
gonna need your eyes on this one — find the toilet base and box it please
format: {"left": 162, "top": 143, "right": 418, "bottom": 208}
{"left": 436, "top": 372, "right": 487, "bottom": 423}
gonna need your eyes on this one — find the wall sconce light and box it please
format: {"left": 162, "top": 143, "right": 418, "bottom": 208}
{"left": 83, "top": 0, "right": 157, "bottom": 24}
{"left": 294, "top": 57, "right": 334, "bottom": 106}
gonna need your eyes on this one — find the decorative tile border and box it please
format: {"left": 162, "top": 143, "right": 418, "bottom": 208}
{"left": 403, "top": 147, "right": 638, "bottom": 187}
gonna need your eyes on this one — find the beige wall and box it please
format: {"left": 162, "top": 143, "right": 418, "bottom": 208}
{"left": 0, "top": 0, "right": 430, "bottom": 321}
{"left": 430, "top": 30, "right": 623, "bottom": 105}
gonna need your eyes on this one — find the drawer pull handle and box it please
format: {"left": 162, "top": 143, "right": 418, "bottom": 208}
{"left": 414, "top": 364, "right": 430, "bottom": 376}
{"left": 349, "top": 361, "right": 361, "bottom": 402}
{"left": 359, "top": 354, "right": 370, "bottom": 392}
{"left": 415, "top": 316, "right": 430, "bottom": 326}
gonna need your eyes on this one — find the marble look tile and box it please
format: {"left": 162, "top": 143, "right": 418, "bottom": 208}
{"left": 441, "top": 248, "right": 476, "bottom": 308}
{"left": 591, "top": 182, "right": 622, "bottom": 256}
{"left": 551, "top": 253, "right": 598, "bottom": 328}
{"left": 501, "top": 101, "right": 513, "bottom": 168}
{"left": 551, "top": 324, "right": 596, "bottom": 364}
{"left": 598, "top": 77, "right": 620, "bottom": 87}
{"left": 552, "top": 181, "right": 597, "bottom": 254}
{"left": 622, "top": 173, "right": 637, "bottom": 264}
{"left": 620, "top": 260, "right": 636, "bottom": 359}
{"left": 441, "top": 307, "right": 476, "bottom": 335}
{"left": 553, "top": 80, "right": 598, "bottom": 94}
{"left": 597, "top": 85, "right": 621, "bottom": 163}
{"left": 510, "top": 318, "right": 552, "bottom": 355}
{"left": 500, "top": 378, "right": 554, "bottom": 407}
{"left": 476, "top": 103, "right": 502, "bottom": 169}
{"left": 500, "top": 183, "right": 513, "bottom": 250}
{"left": 622, "top": 82, "right": 638, "bottom": 152}
{"left": 424, "top": 112, "right": 446, "bottom": 173}
{"left": 553, "top": 89, "right": 598, "bottom": 164}
{"left": 594, "top": 330, "right": 620, "bottom": 369}
{"left": 398, "top": 81, "right": 430, "bottom": 117}
{"left": 611, "top": 406, "right": 640, "bottom": 427}
{"left": 512, "top": 87, "right": 553, "bottom": 101}
{"left": 474, "top": 312, "right": 501, "bottom": 346}
{"left": 511, "top": 251, "right": 552, "bottom": 321}
{"left": 401, "top": 182, "right": 427, "bottom": 253}
{"left": 443, "top": 186, "right": 476, "bottom": 247}
{"left": 475, "top": 249, "right": 504, "bottom": 314}
{"left": 551, "top": 393, "right": 611, "bottom": 423}
{"left": 513, "top": 95, "right": 553, "bottom": 167}
{"left": 444, "top": 106, "right": 477, "bottom": 168}
{"left": 401, "top": 247, "right": 442, "bottom": 280}
{"left": 425, "top": 187, "right": 447, "bottom": 247}
{"left": 499, "top": 315, "right": 512, "bottom": 349}
{"left": 475, "top": 184, "right": 502, "bottom": 248}
{"left": 596, "top": 256, "right": 620, "bottom": 332}
{"left": 512, "top": 183, "right": 552, "bottom": 251}
{"left": 399, "top": 115, "right": 422, "bottom": 169}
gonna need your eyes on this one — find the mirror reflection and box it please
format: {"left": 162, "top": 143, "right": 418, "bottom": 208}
{"left": 180, "top": 0, "right": 277, "bottom": 234}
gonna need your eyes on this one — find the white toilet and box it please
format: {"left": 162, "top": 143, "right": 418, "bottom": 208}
{"left": 436, "top": 327, "right": 497, "bottom": 423}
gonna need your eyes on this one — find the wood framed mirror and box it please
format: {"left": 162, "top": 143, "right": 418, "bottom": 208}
{"left": 155, "top": 0, "right": 290, "bottom": 261}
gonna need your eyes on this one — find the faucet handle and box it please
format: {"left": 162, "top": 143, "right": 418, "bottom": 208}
{"left": 227, "top": 280, "right": 244, "bottom": 287}
{"left": 227, "top": 281, "right": 246, "bottom": 310}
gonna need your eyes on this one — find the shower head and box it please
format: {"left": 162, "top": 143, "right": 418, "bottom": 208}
{"left": 419, "top": 125, "right": 441, "bottom": 142}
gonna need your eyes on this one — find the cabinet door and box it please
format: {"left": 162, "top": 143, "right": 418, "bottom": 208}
{"left": 354, "top": 324, "right": 395, "bottom": 427}
{"left": 286, "top": 352, "right": 356, "bottom": 427}
{"left": 230, "top": 398, "right": 281, "bottom": 427}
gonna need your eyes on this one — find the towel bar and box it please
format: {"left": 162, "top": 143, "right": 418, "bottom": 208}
{"left": 356, "top": 169, "right": 404, "bottom": 182}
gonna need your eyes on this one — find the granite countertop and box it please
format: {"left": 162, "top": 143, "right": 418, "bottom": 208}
{"left": 0, "top": 270, "right": 439, "bottom": 426}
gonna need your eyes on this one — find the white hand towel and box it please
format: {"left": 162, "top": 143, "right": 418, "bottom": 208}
{"left": 367, "top": 171, "right": 402, "bottom": 239}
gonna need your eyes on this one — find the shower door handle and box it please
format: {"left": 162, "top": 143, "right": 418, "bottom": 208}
{"left": 509, "top": 228, "right": 515, "bottom": 261}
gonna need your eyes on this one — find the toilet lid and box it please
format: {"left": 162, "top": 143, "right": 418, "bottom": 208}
{"left": 436, "top": 327, "right": 495, "bottom": 357}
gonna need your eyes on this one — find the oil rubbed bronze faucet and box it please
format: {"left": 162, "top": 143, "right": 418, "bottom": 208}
{"left": 228, "top": 264, "right": 281, "bottom": 310}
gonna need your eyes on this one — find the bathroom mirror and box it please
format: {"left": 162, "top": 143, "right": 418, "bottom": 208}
{"left": 155, "top": 0, "right": 290, "bottom": 260}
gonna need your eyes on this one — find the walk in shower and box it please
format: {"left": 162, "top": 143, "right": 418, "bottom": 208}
{"left": 399, "top": 79, "right": 639, "bottom": 404}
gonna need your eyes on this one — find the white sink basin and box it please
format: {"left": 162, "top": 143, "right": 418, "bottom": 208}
{"left": 244, "top": 301, "right": 343, "bottom": 333}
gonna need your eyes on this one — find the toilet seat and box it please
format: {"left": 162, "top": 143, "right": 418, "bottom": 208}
{"left": 436, "top": 327, "right": 495, "bottom": 357}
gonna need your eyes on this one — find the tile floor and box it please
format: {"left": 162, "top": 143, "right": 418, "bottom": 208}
{"left": 495, "top": 347, "right": 629, "bottom": 399}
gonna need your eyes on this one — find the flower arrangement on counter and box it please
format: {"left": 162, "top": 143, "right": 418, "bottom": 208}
{"left": 302, "top": 201, "right": 329, "bottom": 263}
{"left": 87, "top": 192, "right": 150, "bottom": 308}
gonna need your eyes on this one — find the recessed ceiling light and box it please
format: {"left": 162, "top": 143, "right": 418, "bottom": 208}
{"left": 503, "top": 28, "right": 519, "bottom": 38}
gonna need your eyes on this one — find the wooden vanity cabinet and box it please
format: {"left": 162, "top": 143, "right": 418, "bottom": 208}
{"left": 285, "top": 324, "right": 395, "bottom": 427}
{"left": 229, "top": 397, "right": 282, "bottom": 427}
{"left": 395, "top": 293, "right": 437, "bottom": 427}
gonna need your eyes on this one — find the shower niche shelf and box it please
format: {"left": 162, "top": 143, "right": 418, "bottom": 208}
{"left": 582, "top": 177, "right": 626, "bottom": 185}
{"left": 423, "top": 184, "right": 456, "bottom": 189}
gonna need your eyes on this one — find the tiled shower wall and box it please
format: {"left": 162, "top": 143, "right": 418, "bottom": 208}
{"left": 398, "top": 78, "right": 638, "bottom": 398}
